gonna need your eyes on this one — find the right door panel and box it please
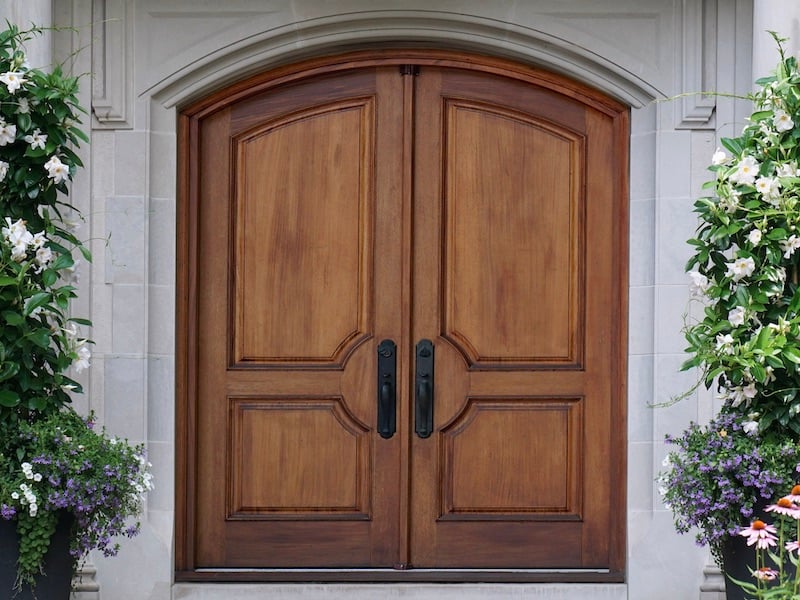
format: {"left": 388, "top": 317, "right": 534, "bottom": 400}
{"left": 409, "top": 67, "right": 624, "bottom": 569}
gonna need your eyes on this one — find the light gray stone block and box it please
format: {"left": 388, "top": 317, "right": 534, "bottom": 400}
{"left": 106, "top": 196, "right": 146, "bottom": 284}
{"left": 628, "top": 285, "right": 655, "bottom": 356}
{"left": 148, "top": 197, "right": 176, "bottom": 286}
{"left": 103, "top": 356, "right": 145, "bottom": 441}
{"left": 112, "top": 284, "right": 146, "bottom": 354}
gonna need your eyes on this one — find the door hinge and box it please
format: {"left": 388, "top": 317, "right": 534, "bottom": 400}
{"left": 400, "top": 64, "right": 420, "bottom": 76}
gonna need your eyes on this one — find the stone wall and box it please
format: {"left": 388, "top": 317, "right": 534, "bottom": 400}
{"left": 0, "top": 0, "right": 776, "bottom": 598}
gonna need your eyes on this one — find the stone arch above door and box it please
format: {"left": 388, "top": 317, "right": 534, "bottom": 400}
{"left": 147, "top": 9, "right": 662, "bottom": 110}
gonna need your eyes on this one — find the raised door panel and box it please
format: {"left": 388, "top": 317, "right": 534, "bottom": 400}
{"left": 441, "top": 398, "right": 582, "bottom": 518}
{"left": 234, "top": 100, "right": 374, "bottom": 367}
{"left": 443, "top": 101, "right": 583, "bottom": 367}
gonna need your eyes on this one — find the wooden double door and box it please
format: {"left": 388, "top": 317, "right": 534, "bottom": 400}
{"left": 177, "top": 51, "right": 628, "bottom": 580}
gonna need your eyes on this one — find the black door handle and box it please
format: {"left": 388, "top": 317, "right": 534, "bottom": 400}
{"left": 415, "top": 339, "right": 434, "bottom": 438}
{"left": 377, "top": 339, "right": 396, "bottom": 439}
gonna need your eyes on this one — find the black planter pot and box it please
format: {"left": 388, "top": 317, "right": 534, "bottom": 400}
{"left": 0, "top": 513, "right": 74, "bottom": 599}
{"left": 722, "top": 532, "right": 759, "bottom": 600}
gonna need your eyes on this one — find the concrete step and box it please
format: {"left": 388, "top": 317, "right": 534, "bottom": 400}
{"left": 173, "top": 583, "right": 628, "bottom": 599}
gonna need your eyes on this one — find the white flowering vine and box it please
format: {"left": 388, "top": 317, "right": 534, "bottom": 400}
{"left": 683, "top": 34, "right": 800, "bottom": 437}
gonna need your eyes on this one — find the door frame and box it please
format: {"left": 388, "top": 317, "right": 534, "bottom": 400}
{"left": 175, "top": 48, "right": 629, "bottom": 583}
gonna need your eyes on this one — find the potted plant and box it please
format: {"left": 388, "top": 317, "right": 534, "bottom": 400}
{"left": 726, "top": 485, "right": 800, "bottom": 598}
{"left": 0, "top": 23, "right": 152, "bottom": 598}
{"left": 659, "top": 411, "right": 800, "bottom": 598}
{"left": 666, "top": 34, "right": 800, "bottom": 590}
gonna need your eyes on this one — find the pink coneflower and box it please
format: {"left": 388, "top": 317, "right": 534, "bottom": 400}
{"left": 785, "top": 484, "right": 800, "bottom": 504}
{"left": 753, "top": 567, "right": 779, "bottom": 581}
{"left": 766, "top": 497, "right": 800, "bottom": 519}
{"left": 786, "top": 540, "right": 800, "bottom": 553}
{"left": 739, "top": 520, "right": 778, "bottom": 549}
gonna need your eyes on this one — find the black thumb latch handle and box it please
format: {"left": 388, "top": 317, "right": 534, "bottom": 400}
{"left": 377, "top": 340, "right": 396, "bottom": 439}
{"left": 415, "top": 339, "right": 434, "bottom": 438}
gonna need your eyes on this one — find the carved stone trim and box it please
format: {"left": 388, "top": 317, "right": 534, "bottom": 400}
{"left": 699, "top": 555, "right": 726, "bottom": 599}
{"left": 92, "top": 0, "right": 133, "bottom": 129}
{"left": 676, "top": 0, "right": 718, "bottom": 129}
{"left": 72, "top": 561, "right": 100, "bottom": 599}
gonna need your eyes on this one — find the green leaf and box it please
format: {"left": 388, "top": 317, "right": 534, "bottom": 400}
{"left": 2, "top": 311, "right": 24, "bottom": 326}
{"left": 28, "top": 329, "right": 51, "bottom": 349}
{"left": 0, "top": 390, "right": 20, "bottom": 407}
{"left": 16, "top": 112, "right": 31, "bottom": 131}
{"left": 67, "top": 317, "right": 92, "bottom": 326}
{"left": 0, "top": 362, "right": 19, "bottom": 383}
{"left": 720, "top": 137, "right": 744, "bottom": 156}
{"left": 783, "top": 347, "right": 800, "bottom": 364}
{"left": 768, "top": 228, "right": 788, "bottom": 240}
{"left": 23, "top": 292, "right": 50, "bottom": 316}
{"left": 750, "top": 109, "right": 773, "bottom": 122}
{"left": 751, "top": 363, "right": 767, "bottom": 382}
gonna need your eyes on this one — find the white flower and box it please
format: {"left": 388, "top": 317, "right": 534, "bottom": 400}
{"left": 10, "top": 492, "right": 18, "bottom": 500}
{"left": 781, "top": 235, "right": 800, "bottom": 259}
{"left": 769, "top": 317, "right": 791, "bottom": 335}
{"left": 719, "top": 193, "right": 741, "bottom": 213}
{"left": 730, "top": 155, "right": 761, "bottom": 185}
{"left": 73, "top": 345, "right": 91, "bottom": 373}
{"left": 728, "top": 306, "right": 746, "bottom": 327}
{"left": 730, "top": 383, "right": 757, "bottom": 408}
{"left": 688, "top": 271, "right": 710, "bottom": 297}
{"left": 661, "top": 455, "right": 672, "bottom": 468}
{"left": 726, "top": 256, "right": 756, "bottom": 281}
{"left": 712, "top": 148, "right": 728, "bottom": 165}
{"left": 30, "top": 231, "right": 46, "bottom": 249}
{"left": 755, "top": 176, "right": 781, "bottom": 201}
{"left": 28, "top": 504, "right": 37, "bottom": 517}
{"left": 0, "top": 120, "right": 16, "bottom": 146}
{"left": 743, "top": 420, "right": 759, "bottom": 435}
{"left": 777, "top": 162, "right": 800, "bottom": 178}
{"left": 774, "top": 108, "right": 794, "bottom": 132}
{"left": 2, "top": 217, "right": 32, "bottom": 247}
{"left": 10, "top": 243, "right": 26, "bottom": 262}
{"left": 34, "top": 246, "right": 53, "bottom": 271}
{"left": 32, "top": 473, "right": 41, "bottom": 482}
{"left": 23, "top": 128, "right": 46, "bottom": 150}
{"left": 43, "top": 155, "right": 69, "bottom": 184}
{"left": 716, "top": 333, "right": 735, "bottom": 354}
{"left": 748, "top": 229, "right": 763, "bottom": 245}
{"left": 0, "top": 160, "right": 7, "bottom": 182}
{"left": 0, "top": 72, "right": 26, "bottom": 94}
{"left": 16, "top": 97, "right": 29, "bottom": 114}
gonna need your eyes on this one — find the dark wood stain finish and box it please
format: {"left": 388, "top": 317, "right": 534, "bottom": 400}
{"left": 176, "top": 50, "right": 629, "bottom": 583}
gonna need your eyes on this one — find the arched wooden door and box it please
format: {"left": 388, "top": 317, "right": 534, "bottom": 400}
{"left": 176, "top": 51, "right": 628, "bottom": 582}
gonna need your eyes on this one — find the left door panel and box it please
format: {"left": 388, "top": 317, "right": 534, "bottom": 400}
{"left": 191, "top": 68, "right": 406, "bottom": 568}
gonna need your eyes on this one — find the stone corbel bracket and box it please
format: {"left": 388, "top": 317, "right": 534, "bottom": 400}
{"left": 676, "top": 0, "right": 718, "bottom": 129}
{"left": 92, "top": 0, "right": 133, "bottom": 129}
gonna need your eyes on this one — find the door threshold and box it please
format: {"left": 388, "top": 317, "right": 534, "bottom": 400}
{"left": 178, "top": 568, "right": 622, "bottom": 583}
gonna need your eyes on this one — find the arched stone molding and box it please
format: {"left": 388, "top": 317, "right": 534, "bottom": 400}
{"left": 146, "top": 9, "right": 662, "bottom": 109}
